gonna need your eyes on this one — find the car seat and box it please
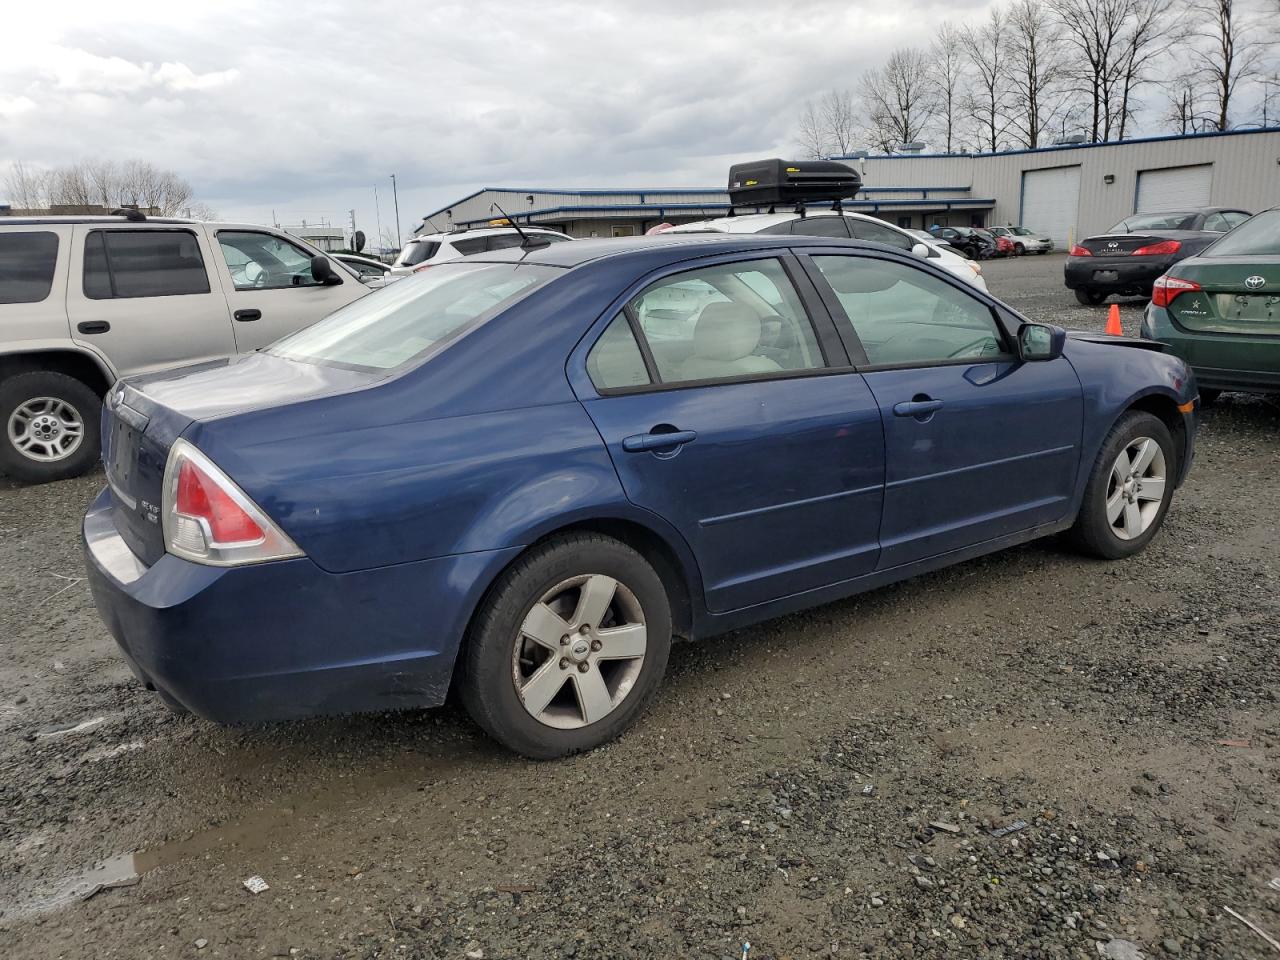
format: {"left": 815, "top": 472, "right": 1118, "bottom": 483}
{"left": 678, "top": 302, "right": 783, "bottom": 382}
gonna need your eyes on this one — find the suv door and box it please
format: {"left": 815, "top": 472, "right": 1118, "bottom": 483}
{"left": 212, "top": 229, "right": 366, "bottom": 350}
{"left": 804, "top": 252, "right": 1083, "bottom": 568}
{"left": 66, "top": 225, "right": 237, "bottom": 377}
{"left": 572, "top": 253, "right": 885, "bottom": 612}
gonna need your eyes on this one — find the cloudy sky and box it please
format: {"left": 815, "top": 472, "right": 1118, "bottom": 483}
{"left": 0, "top": 0, "right": 1087, "bottom": 240}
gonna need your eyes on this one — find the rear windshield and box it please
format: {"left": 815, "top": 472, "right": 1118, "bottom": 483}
{"left": 267, "top": 261, "right": 558, "bottom": 371}
{"left": 1109, "top": 212, "right": 1197, "bottom": 233}
{"left": 1203, "top": 210, "right": 1274, "bottom": 256}
{"left": 396, "top": 240, "right": 441, "bottom": 267}
{"left": 0, "top": 231, "right": 59, "bottom": 304}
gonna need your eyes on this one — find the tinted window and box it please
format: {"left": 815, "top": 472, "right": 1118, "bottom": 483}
{"left": 587, "top": 314, "right": 651, "bottom": 390}
{"left": 627, "top": 258, "right": 825, "bottom": 385}
{"left": 217, "top": 232, "right": 322, "bottom": 291}
{"left": 486, "top": 234, "right": 527, "bottom": 252}
{"left": 268, "top": 262, "right": 557, "bottom": 370}
{"left": 1221, "top": 211, "right": 1250, "bottom": 228}
{"left": 1204, "top": 209, "right": 1280, "bottom": 257}
{"left": 83, "top": 230, "right": 210, "bottom": 299}
{"left": 0, "top": 231, "right": 59, "bottom": 305}
{"left": 849, "top": 219, "right": 914, "bottom": 251}
{"left": 790, "top": 217, "right": 850, "bottom": 239}
{"left": 451, "top": 237, "right": 489, "bottom": 256}
{"left": 398, "top": 240, "right": 440, "bottom": 267}
{"left": 812, "top": 255, "right": 1006, "bottom": 367}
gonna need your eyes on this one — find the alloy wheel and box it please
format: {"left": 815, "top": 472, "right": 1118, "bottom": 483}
{"left": 7, "top": 397, "right": 85, "bottom": 463}
{"left": 512, "top": 574, "right": 647, "bottom": 729}
{"left": 1106, "top": 436, "right": 1167, "bottom": 540}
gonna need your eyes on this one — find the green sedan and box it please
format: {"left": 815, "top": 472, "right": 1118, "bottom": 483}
{"left": 1142, "top": 207, "right": 1280, "bottom": 401}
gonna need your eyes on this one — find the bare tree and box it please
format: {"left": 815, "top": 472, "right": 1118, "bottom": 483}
{"left": 1115, "top": 0, "right": 1182, "bottom": 139}
{"left": 797, "top": 99, "right": 829, "bottom": 159}
{"left": 1054, "top": 0, "right": 1131, "bottom": 141}
{"left": 3, "top": 161, "right": 50, "bottom": 210}
{"left": 1190, "top": 0, "right": 1267, "bottom": 130}
{"left": 820, "top": 90, "right": 859, "bottom": 156}
{"left": 48, "top": 163, "right": 95, "bottom": 208}
{"left": 1005, "top": 0, "right": 1068, "bottom": 148}
{"left": 929, "top": 23, "right": 968, "bottom": 153}
{"left": 862, "top": 47, "right": 938, "bottom": 152}
{"left": 959, "top": 9, "right": 1012, "bottom": 151}
{"left": 1162, "top": 72, "right": 1214, "bottom": 132}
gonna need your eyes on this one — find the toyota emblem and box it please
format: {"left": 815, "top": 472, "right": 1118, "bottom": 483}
{"left": 1245, "top": 275, "right": 1266, "bottom": 289}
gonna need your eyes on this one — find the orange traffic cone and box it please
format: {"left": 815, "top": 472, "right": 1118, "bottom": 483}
{"left": 1105, "top": 303, "right": 1123, "bottom": 336}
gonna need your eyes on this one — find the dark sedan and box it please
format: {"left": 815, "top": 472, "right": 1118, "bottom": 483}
{"left": 1065, "top": 208, "right": 1251, "bottom": 305}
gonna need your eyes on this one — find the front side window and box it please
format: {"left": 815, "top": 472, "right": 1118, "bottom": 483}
{"left": 849, "top": 219, "right": 914, "bottom": 251}
{"left": 811, "top": 255, "right": 1007, "bottom": 367}
{"left": 396, "top": 240, "right": 440, "bottom": 267}
{"left": 789, "top": 217, "right": 850, "bottom": 239}
{"left": 625, "top": 258, "right": 825, "bottom": 385}
{"left": 268, "top": 261, "right": 557, "bottom": 370}
{"left": 1203, "top": 209, "right": 1280, "bottom": 256}
{"left": 0, "top": 231, "right": 58, "bottom": 304}
{"left": 83, "top": 230, "right": 210, "bottom": 299}
{"left": 217, "top": 232, "right": 322, "bottom": 291}
{"left": 587, "top": 314, "right": 651, "bottom": 390}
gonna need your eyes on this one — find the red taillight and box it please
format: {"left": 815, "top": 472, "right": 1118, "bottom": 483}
{"left": 175, "top": 458, "right": 264, "bottom": 544}
{"left": 1132, "top": 239, "right": 1181, "bottom": 256}
{"left": 1069, "top": 245, "right": 1092, "bottom": 257}
{"left": 1151, "top": 274, "right": 1201, "bottom": 308}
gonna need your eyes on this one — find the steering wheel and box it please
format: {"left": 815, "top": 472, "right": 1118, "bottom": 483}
{"left": 244, "top": 261, "right": 268, "bottom": 288}
{"left": 948, "top": 336, "right": 998, "bottom": 359}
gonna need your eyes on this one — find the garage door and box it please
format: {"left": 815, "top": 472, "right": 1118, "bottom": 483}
{"left": 1020, "top": 166, "right": 1081, "bottom": 246}
{"left": 1135, "top": 164, "right": 1212, "bottom": 213}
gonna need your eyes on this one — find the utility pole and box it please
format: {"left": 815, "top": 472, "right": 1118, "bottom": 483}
{"left": 349, "top": 208, "right": 357, "bottom": 248}
{"left": 390, "top": 174, "right": 402, "bottom": 252}
{"left": 373, "top": 186, "right": 383, "bottom": 256}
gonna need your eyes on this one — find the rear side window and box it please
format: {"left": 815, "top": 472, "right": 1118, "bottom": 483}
{"left": 790, "top": 217, "right": 850, "bottom": 239}
{"left": 486, "top": 234, "right": 527, "bottom": 252}
{"left": 587, "top": 315, "right": 651, "bottom": 390}
{"left": 849, "top": 219, "right": 914, "bottom": 251}
{"left": 398, "top": 240, "right": 440, "bottom": 267}
{"left": 84, "top": 230, "right": 210, "bottom": 299}
{"left": 0, "top": 231, "right": 59, "bottom": 304}
{"left": 452, "top": 237, "right": 489, "bottom": 256}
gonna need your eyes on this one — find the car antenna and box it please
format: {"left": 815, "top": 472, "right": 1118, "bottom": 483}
{"left": 490, "top": 202, "right": 549, "bottom": 248}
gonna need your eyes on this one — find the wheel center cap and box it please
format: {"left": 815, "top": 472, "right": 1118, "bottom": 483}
{"left": 569, "top": 638, "right": 591, "bottom": 661}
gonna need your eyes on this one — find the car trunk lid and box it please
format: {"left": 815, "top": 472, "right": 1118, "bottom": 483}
{"left": 1165, "top": 257, "right": 1280, "bottom": 334}
{"left": 1079, "top": 234, "right": 1167, "bottom": 256}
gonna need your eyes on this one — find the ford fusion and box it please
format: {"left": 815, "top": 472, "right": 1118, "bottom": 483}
{"left": 85, "top": 234, "right": 1198, "bottom": 758}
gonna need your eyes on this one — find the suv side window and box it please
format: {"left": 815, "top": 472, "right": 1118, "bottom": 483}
{"left": 486, "top": 234, "right": 527, "bottom": 252}
{"left": 789, "top": 216, "right": 850, "bottom": 239}
{"left": 587, "top": 314, "right": 652, "bottom": 390}
{"left": 810, "top": 255, "right": 1007, "bottom": 367}
{"left": 217, "top": 232, "right": 324, "bottom": 291}
{"left": 83, "top": 230, "right": 211, "bottom": 299}
{"left": 0, "top": 231, "right": 59, "bottom": 304}
{"left": 623, "top": 258, "right": 826, "bottom": 386}
{"left": 451, "top": 237, "right": 489, "bottom": 256}
{"left": 849, "top": 219, "right": 914, "bottom": 251}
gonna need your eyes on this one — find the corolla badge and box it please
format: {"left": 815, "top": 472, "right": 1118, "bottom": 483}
{"left": 1245, "top": 275, "right": 1266, "bottom": 289}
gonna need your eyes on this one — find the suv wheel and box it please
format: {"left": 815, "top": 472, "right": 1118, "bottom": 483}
{"left": 459, "top": 534, "right": 672, "bottom": 759}
{"left": 0, "top": 372, "right": 102, "bottom": 483}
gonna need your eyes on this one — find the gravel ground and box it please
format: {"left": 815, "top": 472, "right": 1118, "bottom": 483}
{"left": 2, "top": 253, "right": 1278, "bottom": 959}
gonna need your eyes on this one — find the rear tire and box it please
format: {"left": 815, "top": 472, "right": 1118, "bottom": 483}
{"left": 458, "top": 534, "right": 672, "bottom": 759}
{"left": 1068, "top": 411, "right": 1176, "bottom": 560}
{"left": 0, "top": 372, "right": 102, "bottom": 484}
{"left": 1075, "top": 288, "right": 1107, "bottom": 306}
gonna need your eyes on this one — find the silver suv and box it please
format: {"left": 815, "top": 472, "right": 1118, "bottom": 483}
{"left": 0, "top": 213, "right": 369, "bottom": 482}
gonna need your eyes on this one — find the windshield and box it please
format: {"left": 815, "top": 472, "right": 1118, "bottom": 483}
{"left": 1011, "top": 227, "right": 1032, "bottom": 236}
{"left": 1203, "top": 210, "right": 1274, "bottom": 256}
{"left": 1109, "top": 212, "right": 1197, "bottom": 233}
{"left": 268, "top": 262, "right": 559, "bottom": 370}
{"left": 395, "top": 240, "right": 441, "bottom": 267}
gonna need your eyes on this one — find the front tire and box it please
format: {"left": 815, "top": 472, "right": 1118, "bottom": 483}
{"left": 458, "top": 534, "right": 672, "bottom": 759}
{"left": 1068, "top": 411, "right": 1175, "bottom": 560}
{"left": 1014, "top": 243, "right": 1026, "bottom": 256}
{"left": 1075, "top": 288, "right": 1107, "bottom": 306}
{"left": 0, "top": 372, "right": 102, "bottom": 484}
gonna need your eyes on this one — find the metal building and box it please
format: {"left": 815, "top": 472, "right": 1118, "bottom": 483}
{"left": 421, "top": 127, "right": 1280, "bottom": 246}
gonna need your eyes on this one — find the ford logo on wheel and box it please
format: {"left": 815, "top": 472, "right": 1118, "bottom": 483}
{"left": 1245, "top": 275, "right": 1266, "bottom": 289}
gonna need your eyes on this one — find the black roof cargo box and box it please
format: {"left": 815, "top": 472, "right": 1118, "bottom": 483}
{"left": 727, "top": 159, "right": 861, "bottom": 207}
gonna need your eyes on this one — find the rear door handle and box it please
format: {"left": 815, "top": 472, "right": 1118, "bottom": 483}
{"left": 77, "top": 321, "right": 110, "bottom": 334}
{"left": 893, "top": 398, "right": 944, "bottom": 418}
{"left": 622, "top": 429, "right": 697, "bottom": 452}
{"left": 234, "top": 309, "right": 262, "bottom": 322}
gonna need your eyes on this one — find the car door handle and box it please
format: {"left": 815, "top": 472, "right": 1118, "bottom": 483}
{"left": 76, "top": 321, "right": 110, "bottom": 334}
{"left": 234, "top": 309, "right": 262, "bottom": 322}
{"left": 893, "top": 398, "right": 944, "bottom": 418}
{"left": 622, "top": 429, "right": 697, "bottom": 452}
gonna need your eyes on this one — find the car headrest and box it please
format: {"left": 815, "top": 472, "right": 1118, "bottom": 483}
{"left": 693, "top": 302, "right": 761, "bottom": 361}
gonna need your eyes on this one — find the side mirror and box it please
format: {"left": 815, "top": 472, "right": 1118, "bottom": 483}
{"left": 310, "top": 255, "right": 340, "bottom": 285}
{"left": 911, "top": 242, "right": 930, "bottom": 259}
{"left": 1018, "top": 322, "right": 1066, "bottom": 362}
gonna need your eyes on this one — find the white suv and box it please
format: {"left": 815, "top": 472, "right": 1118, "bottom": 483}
{"left": 0, "top": 214, "right": 369, "bottom": 483}
{"left": 664, "top": 212, "right": 987, "bottom": 291}
{"left": 390, "top": 226, "right": 573, "bottom": 276}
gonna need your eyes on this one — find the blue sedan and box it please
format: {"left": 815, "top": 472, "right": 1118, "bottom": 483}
{"left": 84, "top": 235, "right": 1198, "bottom": 758}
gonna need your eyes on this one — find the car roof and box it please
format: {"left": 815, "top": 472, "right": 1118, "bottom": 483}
{"left": 408, "top": 226, "right": 569, "bottom": 242}
{"left": 0, "top": 216, "right": 311, "bottom": 233}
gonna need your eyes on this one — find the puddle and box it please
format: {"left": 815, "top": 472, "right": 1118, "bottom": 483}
{"left": 2, "top": 853, "right": 141, "bottom": 920}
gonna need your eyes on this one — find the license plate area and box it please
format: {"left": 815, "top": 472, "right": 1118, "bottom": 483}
{"left": 106, "top": 420, "right": 141, "bottom": 506}
{"left": 1093, "top": 270, "right": 1119, "bottom": 283}
{"left": 1215, "top": 293, "right": 1280, "bottom": 323}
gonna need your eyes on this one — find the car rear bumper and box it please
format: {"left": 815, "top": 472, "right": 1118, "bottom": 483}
{"left": 1142, "top": 306, "right": 1280, "bottom": 394}
{"left": 1064, "top": 256, "right": 1172, "bottom": 293}
{"left": 82, "top": 488, "right": 520, "bottom": 724}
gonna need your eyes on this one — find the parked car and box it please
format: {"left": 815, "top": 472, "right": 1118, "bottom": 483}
{"left": 989, "top": 225, "right": 1054, "bottom": 255}
{"left": 1141, "top": 207, "right": 1280, "bottom": 401}
{"left": 390, "top": 226, "right": 573, "bottom": 276}
{"left": 929, "top": 225, "right": 998, "bottom": 260}
{"left": 0, "top": 213, "right": 368, "bottom": 483}
{"left": 976, "top": 228, "right": 1015, "bottom": 258}
{"left": 334, "top": 252, "right": 398, "bottom": 289}
{"left": 1065, "top": 207, "right": 1251, "bottom": 305}
{"left": 666, "top": 212, "right": 987, "bottom": 290}
{"left": 85, "top": 233, "right": 1197, "bottom": 758}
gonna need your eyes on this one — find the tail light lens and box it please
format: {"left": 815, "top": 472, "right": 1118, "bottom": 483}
{"left": 1132, "top": 239, "right": 1181, "bottom": 256}
{"left": 162, "top": 440, "right": 303, "bottom": 566}
{"left": 1151, "top": 274, "right": 1201, "bottom": 308}
{"left": 1069, "top": 244, "right": 1092, "bottom": 257}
